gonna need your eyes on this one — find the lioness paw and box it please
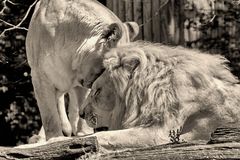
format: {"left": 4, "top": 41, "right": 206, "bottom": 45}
{"left": 28, "top": 134, "right": 46, "bottom": 144}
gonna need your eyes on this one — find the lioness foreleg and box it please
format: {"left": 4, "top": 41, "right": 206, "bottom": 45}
{"left": 31, "top": 72, "right": 63, "bottom": 140}
{"left": 28, "top": 126, "right": 46, "bottom": 144}
{"left": 68, "top": 87, "right": 93, "bottom": 136}
{"left": 58, "top": 94, "right": 72, "bottom": 136}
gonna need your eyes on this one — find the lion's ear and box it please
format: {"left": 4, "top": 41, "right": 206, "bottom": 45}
{"left": 122, "top": 58, "right": 140, "bottom": 75}
{"left": 96, "top": 23, "right": 122, "bottom": 51}
{"left": 123, "top": 22, "right": 139, "bottom": 41}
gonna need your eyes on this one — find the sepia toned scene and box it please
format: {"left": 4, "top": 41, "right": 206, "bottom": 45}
{"left": 0, "top": 0, "right": 240, "bottom": 159}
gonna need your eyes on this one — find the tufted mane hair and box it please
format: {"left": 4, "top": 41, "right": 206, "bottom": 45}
{"left": 103, "top": 41, "right": 239, "bottom": 128}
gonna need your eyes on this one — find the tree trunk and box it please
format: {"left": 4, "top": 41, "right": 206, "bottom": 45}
{"left": 0, "top": 137, "right": 98, "bottom": 160}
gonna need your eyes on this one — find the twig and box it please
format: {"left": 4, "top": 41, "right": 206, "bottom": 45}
{"left": 17, "top": 0, "right": 38, "bottom": 28}
{"left": 0, "top": 0, "right": 38, "bottom": 38}
{"left": 5, "top": 0, "right": 19, "bottom": 6}
{"left": 0, "top": 0, "right": 19, "bottom": 15}
{"left": 0, "top": 23, "right": 28, "bottom": 38}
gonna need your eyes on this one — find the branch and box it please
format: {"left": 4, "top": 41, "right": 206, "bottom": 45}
{"left": 0, "top": 19, "right": 28, "bottom": 37}
{"left": 0, "top": 0, "right": 38, "bottom": 38}
{"left": 16, "top": 0, "right": 38, "bottom": 28}
{"left": 100, "top": 142, "right": 240, "bottom": 160}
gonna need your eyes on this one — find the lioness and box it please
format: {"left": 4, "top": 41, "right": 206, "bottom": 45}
{"left": 26, "top": 0, "right": 139, "bottom": 142}
{"left": 80, "top": 30, "right": 240, "bottom": 149}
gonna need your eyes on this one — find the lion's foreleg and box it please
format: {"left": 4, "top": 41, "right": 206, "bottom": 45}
{"left": 93, "top": 127, "right": 169, "bottom": 149}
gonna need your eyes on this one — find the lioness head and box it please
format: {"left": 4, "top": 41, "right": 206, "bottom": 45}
{"left": 73, "top": 22, "right": 139, "bottom": 88}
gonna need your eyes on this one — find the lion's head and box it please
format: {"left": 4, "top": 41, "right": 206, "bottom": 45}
{"left": 80, "top": 42, "right": 180, "bottom": 130}
{"left": 79, "top": 71, "right": 119, "bottom": 130}
{"left": 80, "top": 41, "right": 240, "bottom": 132}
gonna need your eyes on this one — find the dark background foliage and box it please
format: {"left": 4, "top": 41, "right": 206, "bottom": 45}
{"left": 0, "top": 0, "right": 108, "bottom": 146}
{"left": 184, "top": 0, "right": 240, "bottom": 78}
{"left": 0, "top": 0, "right": 239, "bottom": 146}
{"left": 0, "top": 0, "right": 40, "bottom": 146}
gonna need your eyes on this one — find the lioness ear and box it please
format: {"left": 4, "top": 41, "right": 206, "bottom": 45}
{"left": 96, "top": 23, "right": 123, "bottom": 51}
{"left": 123, "top": 22, "right": 139, "bottom": 41}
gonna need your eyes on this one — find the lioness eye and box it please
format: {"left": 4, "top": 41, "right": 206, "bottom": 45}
{"left": 94, "top": 88, "right": 101, "bottom": 96}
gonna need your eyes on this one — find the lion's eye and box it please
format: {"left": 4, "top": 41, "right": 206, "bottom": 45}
{"left": 94, "top": 88, "right": 101, "bottom": 96}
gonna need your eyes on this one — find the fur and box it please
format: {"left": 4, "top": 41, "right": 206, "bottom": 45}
{"left": 81, "top": 41, "right": 240, "bottom": 149}
{"left": 25, "top": 0, "right": 139, "bottom": 145}
{"left": 104, "top": 42, "right": 240, "bottom": 128}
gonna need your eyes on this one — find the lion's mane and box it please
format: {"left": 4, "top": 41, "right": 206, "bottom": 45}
{"left": 103, "top": 41, "right": 240, "bottom": 129}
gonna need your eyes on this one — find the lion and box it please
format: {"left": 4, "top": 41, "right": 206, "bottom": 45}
{"left": 25, "top": 0, "right": 139, "bottom": 144}
{"left": 80, "top": 40, "right": 240, "bottom": 149}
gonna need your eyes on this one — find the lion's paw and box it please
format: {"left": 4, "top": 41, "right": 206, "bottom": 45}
{"left": 76, "top": 130, "right": 94, "bottom": 137}
{"left": 76, "top": 126, "right": 94, "bottom": 136}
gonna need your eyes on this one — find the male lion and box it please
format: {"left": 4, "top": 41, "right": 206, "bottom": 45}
{"left": 80, "top": 39, "right": 240, "bottom": 149}
{"left": 26, "top": 0, "right": 139, "bottom": 143}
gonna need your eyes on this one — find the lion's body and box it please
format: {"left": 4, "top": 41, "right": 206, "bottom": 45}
{"left": 26, "top": 0, "right": 139, "bottom": 142}
{"left": 81, "top": 41, "right": 240, "bottom": 149}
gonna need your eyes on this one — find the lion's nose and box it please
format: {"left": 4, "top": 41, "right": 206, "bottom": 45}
{"left": 79, "top": 79, "right": 84, "bottom": 86}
